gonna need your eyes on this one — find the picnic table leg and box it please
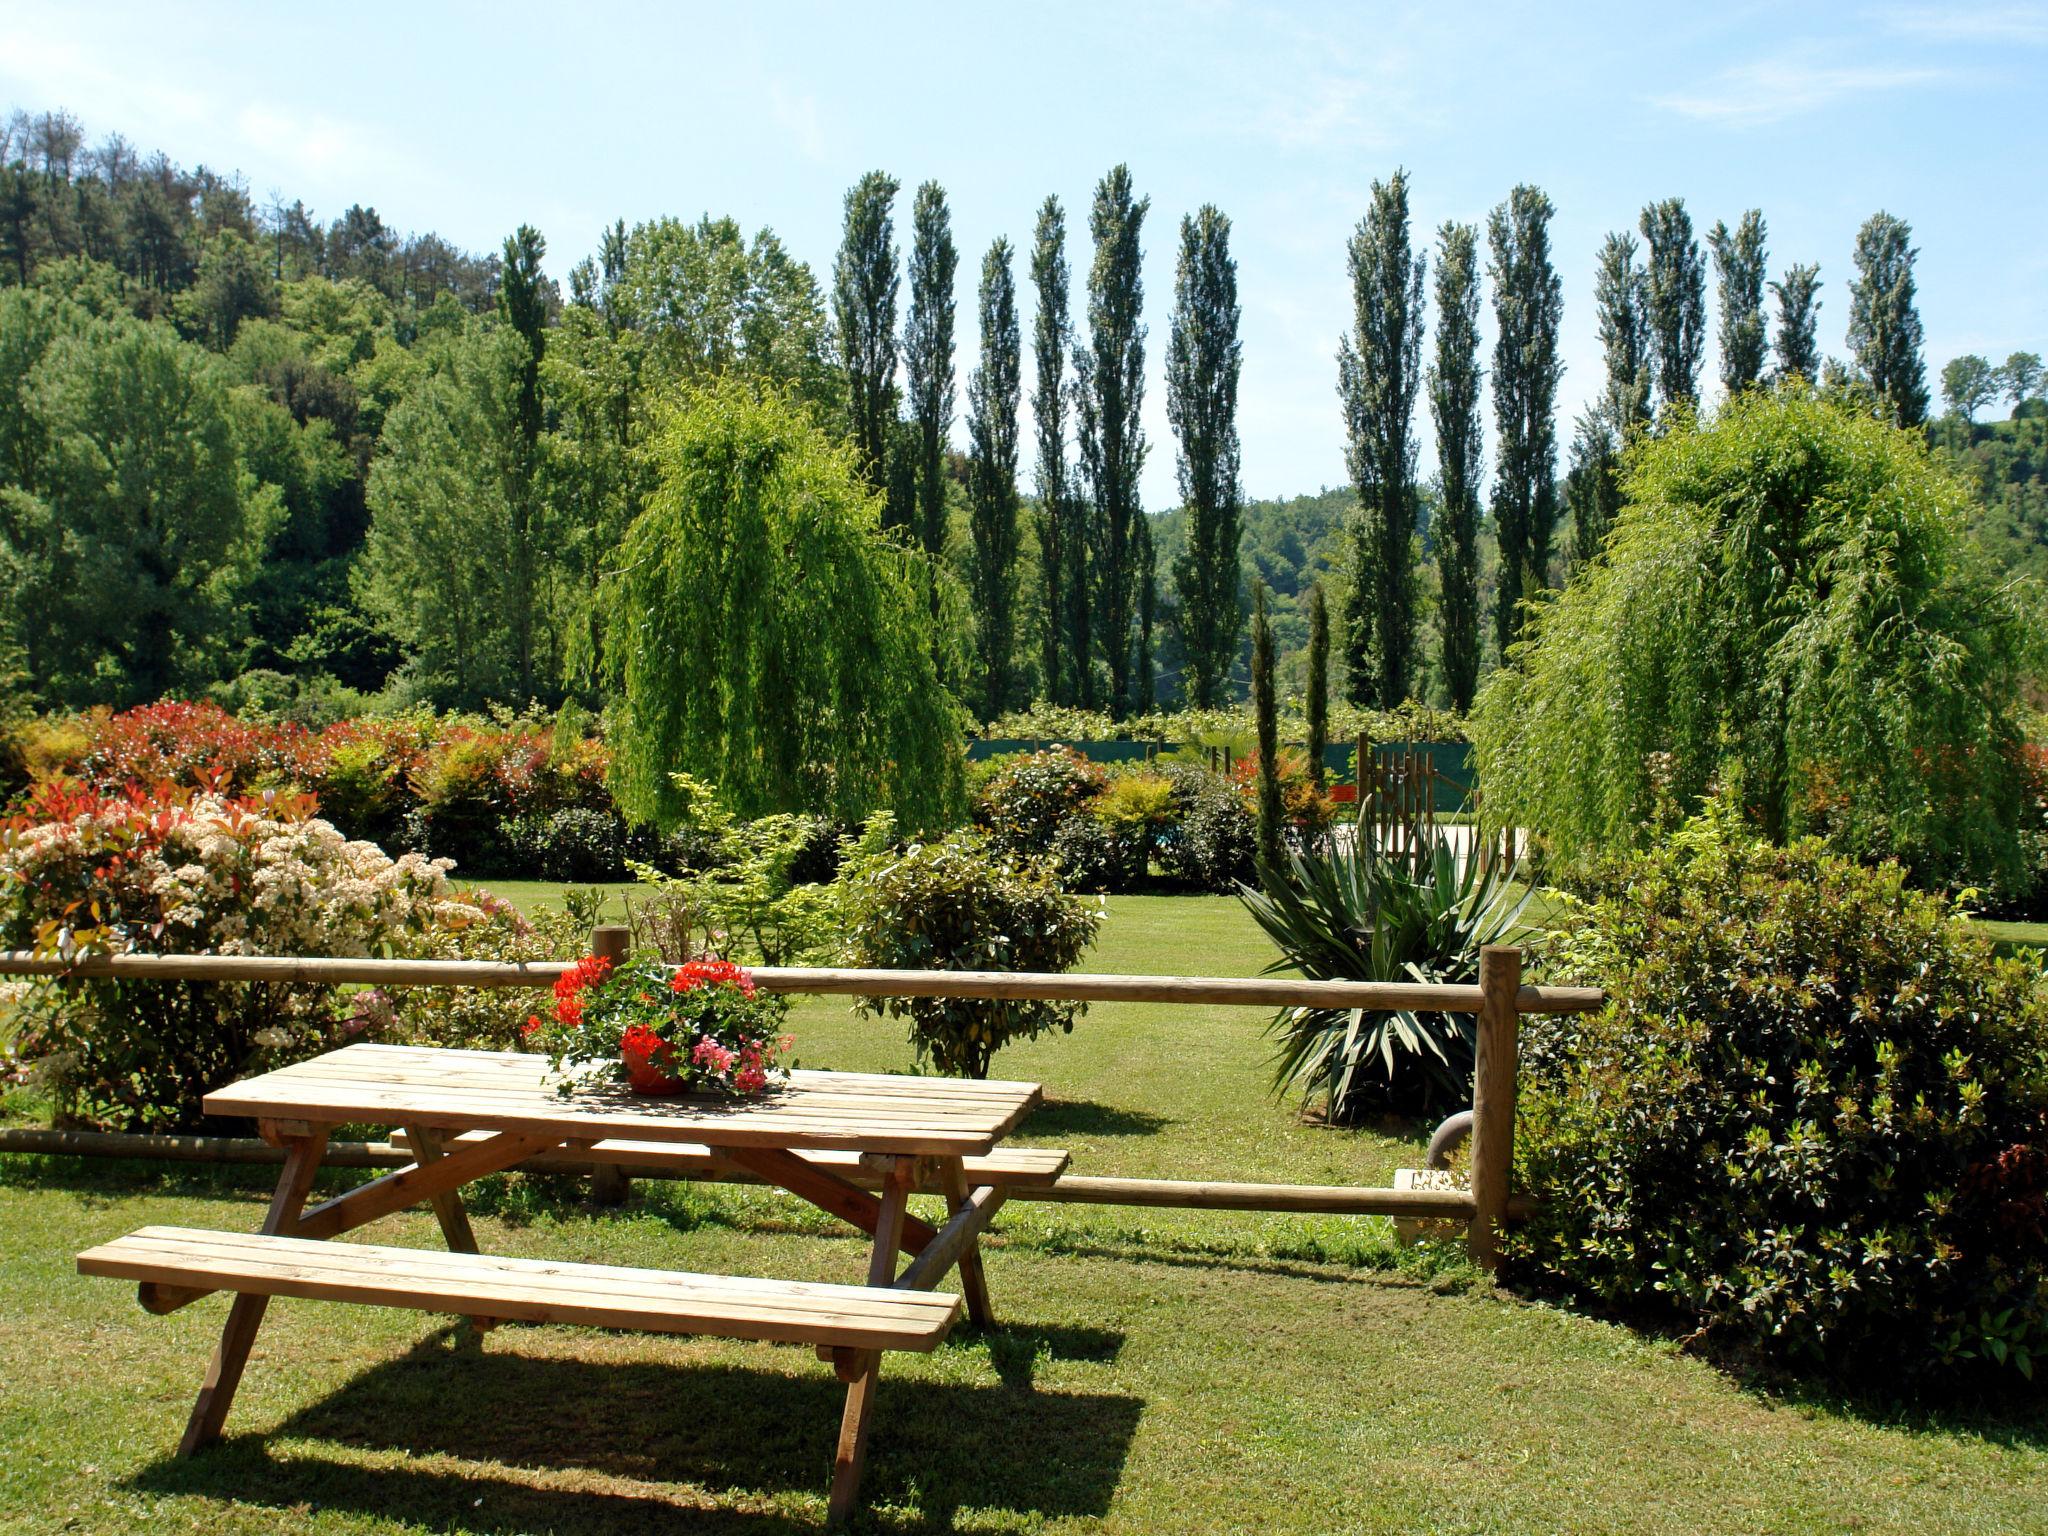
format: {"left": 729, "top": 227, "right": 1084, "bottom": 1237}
{"left": 177, "top": 1127, "right": 328, "bottom": 1456}
{"left": 935, "top": 1156, "right": 995, "bottom": 1329}
{"left": 828, "top": 1155, "right": 914, "bottom": 1525}
{"left": 403, "top": 1123, "right": 499, "bottom": 1334}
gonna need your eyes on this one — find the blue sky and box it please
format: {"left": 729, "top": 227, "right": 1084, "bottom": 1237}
{"left": 8, "top": 0, "right": 2046, "bottom": 507}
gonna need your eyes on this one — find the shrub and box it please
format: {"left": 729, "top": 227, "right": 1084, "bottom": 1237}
{"left": 1229, "top": 747, "right": 1336, "bottom": 846}
{"left": 840, "top": 831, "right": 1102, "bottom": 1077}
{"left": 508, "top": 807, "right": 633, "bottom": 883}
{"left": 1155, "top": 763, "right": 1256, "bottom": 892}
{"left": 1093, "top": 769, "right": 1178, "bottom": 873}
{"left": 625, "top": 774, "right": 840, "bottom": 966}
{"left": 0, "top": 783, "right": 518, "bottom": 1130}
{"left": 975, "top": 747, "right": 1106, "bottom": 859}
{"left": 1047, "top": 812, "right": 1127, "bottom": 893}
{"left": 1240, "top": 815, "right": 1529, "bottom": 1121}
{"left": 1513, "top": 801, "right": 2048, "bottom": 1388}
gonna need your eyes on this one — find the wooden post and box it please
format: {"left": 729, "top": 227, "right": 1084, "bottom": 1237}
{"left": 588, "top": 925, "right": 633, "bottom": 1206}
{"left": 1467, "top": 944, "right": 1521, "bottom": 1271}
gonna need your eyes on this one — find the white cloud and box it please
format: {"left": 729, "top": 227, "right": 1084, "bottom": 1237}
{"left": 1874, "top": 4, "right": 2048, "bottom": 44}
{"left": 1653, "top": 54, "right": 1952, "bottom": 126}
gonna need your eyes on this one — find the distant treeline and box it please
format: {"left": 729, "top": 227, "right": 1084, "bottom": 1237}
{"left": 0, "top": 104, "right": 2034, "bottom": 729}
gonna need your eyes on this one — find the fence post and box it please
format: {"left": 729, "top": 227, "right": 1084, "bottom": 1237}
{"left": 1467, "top": 944, "right": 1521, "bottom": 1271}
{"left": 587, "top": 924, "right": 633, "bottom": 1206}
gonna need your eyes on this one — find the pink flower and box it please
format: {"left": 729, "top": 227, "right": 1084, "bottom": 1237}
{"left": 735, "top": 1065, "right": 767, "bottom": 1094}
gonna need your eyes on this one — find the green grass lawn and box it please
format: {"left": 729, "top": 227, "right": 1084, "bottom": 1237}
{"left": 3, "top": 892, "right": 2045, "bottom": 1533}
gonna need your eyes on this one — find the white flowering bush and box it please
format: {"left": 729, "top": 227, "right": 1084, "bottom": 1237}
{"left": 0, "top": 783, "right": 529, "bottom": 1130}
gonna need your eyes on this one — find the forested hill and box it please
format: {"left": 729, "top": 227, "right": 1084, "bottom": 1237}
{"left": 1944, "top": 402, "right": 2048, "bottom": 584}
{"left": 1147, "top": 488, "right": 1351, "bottom": 697}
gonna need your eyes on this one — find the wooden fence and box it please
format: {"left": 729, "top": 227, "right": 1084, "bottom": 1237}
{"left": 0, "top": 935, "right": 1603, "bottom": 1268}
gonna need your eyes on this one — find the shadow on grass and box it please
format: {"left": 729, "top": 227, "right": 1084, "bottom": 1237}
{"left": 1023, "top": 1099, "right": 1172, "bottom": 1138}
{"left": 130, "top": 1328, "right": 1143, "bottom": 1532}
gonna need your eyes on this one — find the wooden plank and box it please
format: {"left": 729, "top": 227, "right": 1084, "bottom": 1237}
{"left": 81, "top": 1228, "right": 960, "bottom": 1352}
{"left": 721, "top": 1146, "right": 937, "bottom": 1256}
{"left": 294, "top": 1129, "right": 559, "bottom": 1243}
{"left": 1468, "top": 944, "right": 1521, "bottom": 1271}
{"left": 93, "top": 1228, "right": 961, "bottom": 1324}
{"left": 403, "top": 1124, "right": 497, "bottom": 1332}
{"left": 933, "top": 1157, "right": 996, "bottom": 1326}
{"left": 896, "top": 1180, "right": 1007, "bottom": 1302}
{"left": 0, "top": 951, "right": 1606, "bottom": 1013}
{"left": 395, "top": 1129, "right": 1072, "bottom": 1188}
{"left": 176, "top": 1131, "right": 326, "bottom": 1455}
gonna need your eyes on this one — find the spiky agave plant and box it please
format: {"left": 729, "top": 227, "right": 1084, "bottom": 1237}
{"left": 1238, "top": 813, "right": 1529, "bottom": 1123}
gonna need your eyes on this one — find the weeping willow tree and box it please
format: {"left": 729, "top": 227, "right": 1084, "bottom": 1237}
{"left": 1471, "top": 388, "right": 2040, "bottom": 890}
{"left": 602, "top": 380, "right": 967, "bottom": 831}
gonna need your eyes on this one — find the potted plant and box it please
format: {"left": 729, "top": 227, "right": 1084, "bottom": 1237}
{"left": 523, "top": 954, "right": 792, "bottom": 1098}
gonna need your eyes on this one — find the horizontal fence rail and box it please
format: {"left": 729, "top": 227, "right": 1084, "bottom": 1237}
{"left": 0, "top": 951, "right": 1605, "bottom": 1017}
{"left": 0, "top": 935, "right": 1603, "bottom": 1267}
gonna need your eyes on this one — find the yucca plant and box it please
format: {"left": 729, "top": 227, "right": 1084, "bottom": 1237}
{"left": 1238, "top": 813, "right": 1530, "bottom": 1123}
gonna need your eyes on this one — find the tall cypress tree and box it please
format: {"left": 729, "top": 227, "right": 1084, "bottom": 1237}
{"left": 1428, "top": 220, "right": 1482, "bottom": 712}
{"left": 1336, "top": 169, "right": 1426, "bottom": 707}
{"left": 1770, "top": 263, "right": 1823, "bottom": 382}
{"left": 499, "top": 223, "right": 548, "bottom": 701}
{"left": 1847, "top": 211, "right": 1929, "bottom": 428}
{"left": 1074, "top": 164, "right": 1149, "bottom": 719}
{"left": 967, "top": 237, "right": 1022, "bottom": 722}
{"left": 1640, "top": 197, "right": 1705, "bottom": 413}
{"left": 1166, "top": 204, "right": 1243, "bottom": 709}
{"left": 1135, "top": 514, "right": 1157, "bottom": 710}
{"left": 1488, "top": 185, "right": 1563, "bottom": 659}
{"left": 1708, "top": 210, "right": 1769, "bottom": 395}
{"left": 904, "top": 181, "right": 957, "bottom": 565}
{"left": 833, "top": 171, "right": 900, "bottom": 501}
{"left": 1566, "top": 232, "right": 1649, "bottom": 567}
{"left": 1251, "top": 581, "right": 1282, "bottom": 873}
{"left": 1030, "top": 197, "right": 1074, "bottom": 705}
{"left": 1305, "top": 580, "right": 1330, "bottom": 789}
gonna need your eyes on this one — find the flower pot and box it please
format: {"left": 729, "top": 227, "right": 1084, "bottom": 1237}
{"left": 620, "top": 1032, "right": 689, "bottom": 1096}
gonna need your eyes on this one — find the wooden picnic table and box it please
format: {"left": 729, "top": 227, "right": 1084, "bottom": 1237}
{"left": 77, "top": 1042, "right": 1066, "bottom": 1525}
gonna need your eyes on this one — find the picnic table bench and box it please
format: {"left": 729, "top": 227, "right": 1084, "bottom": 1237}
{"left": 77, "top": 1041, "right": 1061, "bottom": 1525}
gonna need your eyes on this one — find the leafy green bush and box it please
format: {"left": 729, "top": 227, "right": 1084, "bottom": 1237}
{"left": 1514, "top": 802, "right": 2048, "bottom": 1387}
{"left": 507, "top": 807, "right": 637, "bottom": 882}
{"left": 1155, "top": 763, "right": 1256, "bottom": 892}
{"left": 1047, "top": 812, "right": 1127, "bottom": 893}
{"left": 974, "top": 746, "right": 1106, "bottom": 859}
{"left": 625, "top": 774, "right": 841, "bottom": 966}
{"left": 840, "top": 831, "right": 1102, "bottom": 1077}
{"left": 1240, "top": 816, "right": 1529, "bottom": 1121}
{"left": 1094, "top": 769, "right": 1177, "bottom": 872}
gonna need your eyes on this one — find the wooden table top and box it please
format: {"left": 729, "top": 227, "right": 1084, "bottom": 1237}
{"left": 205, "top": 1043, "right": 1043, "bottom": 1157}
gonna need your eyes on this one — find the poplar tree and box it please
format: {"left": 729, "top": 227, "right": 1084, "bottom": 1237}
{"left": 498, "top": 224, "right": 548, "bottom": 700}
{"left": 1166, "top": 204, "right": 1243, "bottom": 708}
{"left": 1771, "top": 263, "right": 1822, "bottom": 381}
{"left": 834, "top": 172, "right": 901, "bottom": 501}
{"left": 1305, "top": 580, "right": 1330, "bottom": 789}
{"left": 967, "top": 237, "right": 1021, "bottom": 721}
{"left": 1251, "top": 582, "right": 1282, "bottom": 873}
{"left": 1135, "top": 515, "right": 1157, "bottom": 710}
{"left": 1074, "top": 164, "right": 1149, "bottom": 718}
{"left": 1640, "top": 198, "right": 1705, "bottom": 413}
{"left": 1847, "top": 211, "right": 1929, "bottom": 428}
{"left": 1427, "top": 220, "right": 1483, "bottom": 711}
{"left": 1488, "top": 185, "right": 1563, "bottom": 658}
{"left": 1336, "top": 169, "right": 1426, "bottom": 706}
{"left": 1030, "top": 197, "right": 1075, "bottom": 704}
{"left": 1708, "top": 210, "right": 1769, "bottom": 395}
{"left": 905, "top": 182, "right": 957, "bottom": 564}
{"left": 1566, "top": 232, "right": 1649, "bottom": 567}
